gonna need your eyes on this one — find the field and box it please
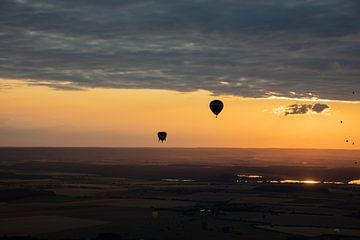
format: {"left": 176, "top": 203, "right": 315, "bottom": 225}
{"left": 0, "top": 148, "right": 359, "bottom": 240}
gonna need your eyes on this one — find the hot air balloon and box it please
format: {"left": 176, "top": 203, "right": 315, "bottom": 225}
{"left": 209, "top": 100, "right": 224, "bottom": 117}
{"left": 152, "top": 210, "right": 159, "bottom": 220}
{"left": 157, "top": 132, "right": 167, "bottom": 143}
{"left": 151, "top": 207, "right": 159, "bottom": 220}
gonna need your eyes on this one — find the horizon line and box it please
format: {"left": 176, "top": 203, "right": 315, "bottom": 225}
{"left": 0, "top": 146, "right": 359, "bottom": 151}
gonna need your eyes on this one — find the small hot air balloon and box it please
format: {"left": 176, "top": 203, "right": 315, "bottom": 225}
{"left": 151, "top": 207, "right": 159, "bottom": 220}
{"left": 209, "top": 100, "right": 224, "bottom": 117}
{"left": 340, "top": 121, "right": 343, "bottom": 124}
{"left": 157, "top": 132, "right": 167, "bottom": 143}
{"left": 152, "top": 210, "right": 159, "bottom": 220}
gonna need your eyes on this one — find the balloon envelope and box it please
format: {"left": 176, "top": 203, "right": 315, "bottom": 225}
{"left": 152, "top": 211, "right": 159, "bottom": 219}
{"left": 209, "top": 100, "right": 224, "bottom": 117}
{"left": 157, "top": 132, "right": 167, "bottom": 143}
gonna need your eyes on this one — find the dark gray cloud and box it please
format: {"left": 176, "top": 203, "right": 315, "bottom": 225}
{"left": 312, "top": 103, "right": 330, "bottom": 113}
{"left": 276, "top": 103, "right": 330, "bottom": 116}
{"left": 0, "top": 0, "right": 359, "bottom": 100}
{"left": 285, "top": 104, "right": 313, "bottom": 116}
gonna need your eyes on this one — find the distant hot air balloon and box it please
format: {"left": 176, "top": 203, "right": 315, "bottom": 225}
{"left": 152, "top": 210, "right": 159, "bottom": 220}
{"left": 157, "top": 132, "right": 167, "bottom": 143}
{"left": 151, "top": 207, "right": 159, "bottom": 220}
{"left": 209, "top": 100, "right": 224, "bottom": 117}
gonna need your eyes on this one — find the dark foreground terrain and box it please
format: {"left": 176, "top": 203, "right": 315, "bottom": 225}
{"left": 0, "top": 148, "right": 360, "bottom": 240}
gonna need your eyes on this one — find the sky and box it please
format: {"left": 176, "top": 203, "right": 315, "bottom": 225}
{"left": 0, "top": 0, "right": 359, "bottom": 148}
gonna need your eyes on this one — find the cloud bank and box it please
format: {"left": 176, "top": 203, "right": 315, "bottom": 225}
{"left": 0, "top": 0, "right": 359, "bottom": 100}
{"left": 274, "top": 103, "right": 331, "bottom": 116}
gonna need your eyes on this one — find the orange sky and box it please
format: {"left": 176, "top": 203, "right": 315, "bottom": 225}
{"left": 0, "top": 79, "right": 359, "bottom": 148}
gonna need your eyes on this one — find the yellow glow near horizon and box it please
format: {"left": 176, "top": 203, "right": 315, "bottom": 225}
{"left": 280, "top": 180, "right": 320, "bottom": 184}
{"left": 302, "top": 180, "right": 321, "bottom": 184}
{"left": 0, "top": 79, "right": 360, "bottom": 148}
{"left": 348, "top": 180, "right": 360, "bottom": 185}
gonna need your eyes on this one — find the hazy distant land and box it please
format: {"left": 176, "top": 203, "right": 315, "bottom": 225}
{"left": 0, "top": 148, "right": 359, "bottom": 240}
{"left": 1, "top": 147, "right": 360, "bottom": 166}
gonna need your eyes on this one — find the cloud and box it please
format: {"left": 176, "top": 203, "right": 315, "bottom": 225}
{"left": 274, "top": 103, "right": 330, "bottom": 116}
{"left": 26, "top": 80, "right": 85, "bottom": 91}
{"left": 312, "top": 103, "right": 330, "bottom": 113}
{"left": 0, "top": 0, "right": 359, "bottom": 100}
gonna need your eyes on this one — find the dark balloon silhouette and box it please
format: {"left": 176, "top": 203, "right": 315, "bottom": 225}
{"left": 340, "top": 121, "right": 343, "bottom": 124}
{"left": 353, "top": 91, "right": 355, "bottom": 94}
{"left": 346, "top": 140, "right": 349, "bottom": 143}
{"left": 209, "top": 100, "right": 224, "bottom": 117}
{"left": 352, "top": 142, "right": 355, "bottom": 145}
{"left": 157, "top": 132, "right": 167, "bottom": 143}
